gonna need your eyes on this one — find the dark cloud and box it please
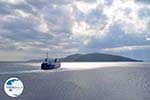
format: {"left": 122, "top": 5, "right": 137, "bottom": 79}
{"left": 42, "top": 5, "right": 73, "bottom": 35}
{"left": 26, "top": 0, "right": 73, "bottom": 9}
{"left": 135, "top": 0, "right": 150, "bottom": 4}
{"left": 86, "top": 8, "right": 107, "bottom": 26}
{"left": 103, "top": 46, "right": 150, "bottom": 61}
{"left": 138, "top": 8, "right": 150, "bottom": 18}
{"left": 0, "top": 15, "right": 53, "bottom": 42}
{"left": 105, "top": 0, "right": 114, "bottom": 5}
{"left": 0, "top": 2, "right": 12, "bottom": 15}
{"left": 82, "top": 23, "right": 149, "bottom": 50}
{"left": 77, "top": 0, "right": 97, "bottom": 3}
{"left": 0, "top": 1, "right": 33, "bottom": 16}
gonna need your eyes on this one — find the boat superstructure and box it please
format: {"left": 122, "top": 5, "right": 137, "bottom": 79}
{"left": 41, "top": 53, "right": 61, "bottom": 70}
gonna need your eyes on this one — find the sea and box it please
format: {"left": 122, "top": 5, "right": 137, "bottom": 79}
{"left": 0, "top": 62, "right": 150, "bottom": 100}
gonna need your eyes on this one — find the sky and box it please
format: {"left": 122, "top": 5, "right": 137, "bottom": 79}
{"left": 0, "top": 0, "right": 150, "bottom": 61}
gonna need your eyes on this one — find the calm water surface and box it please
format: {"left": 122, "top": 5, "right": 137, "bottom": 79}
{"left": 0, "top": 62, "right": 150, "bottom": 100}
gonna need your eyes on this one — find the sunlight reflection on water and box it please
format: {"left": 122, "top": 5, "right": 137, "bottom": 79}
{"left": 24, "top": 62, "right": 150, "bottom": 70}
{"left": 0, "top": 62, "right": 149, "bottom": 75}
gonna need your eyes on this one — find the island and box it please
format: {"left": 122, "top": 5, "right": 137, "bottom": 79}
{"left": 27, "top": 53, "right": 140, "bottom": 62}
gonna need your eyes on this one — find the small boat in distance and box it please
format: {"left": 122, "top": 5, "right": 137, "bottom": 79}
{"left": 41, "top": 53, "right": 61, "bottom": 70}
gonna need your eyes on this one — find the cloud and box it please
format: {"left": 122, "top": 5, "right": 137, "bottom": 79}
{"left": 26, "top": 0, "right": 73, "bottom": 9}
{"left": 102, "top": 45, "right": 150, "bottom": 61}
{"left": 135, "top": 0, "right": 150, "bottom": 4}
{"left": 0, "top": 0, "right": 33, "bottom": 15}
{"left": 43, "top": 5, "right": 73, "bottom": 35}
{"left": 71, "top": 15, "right": 150, "bottom": 60}
{"left": 0, "top": 0, "right": 150, "bottom": 61}
{"left": 103, "top": 45, "right": 150, "bottom": 52}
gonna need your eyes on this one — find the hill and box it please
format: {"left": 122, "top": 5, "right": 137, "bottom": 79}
{"left": 60, "top": 53, "right": 139, "bottom": 62}
{"left": 27, "top": 53, "right": 140, "bottom": 62}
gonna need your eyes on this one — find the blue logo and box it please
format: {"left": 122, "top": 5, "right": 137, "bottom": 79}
{"left": 4, "top": 77, "right": 24, "bottom": 97}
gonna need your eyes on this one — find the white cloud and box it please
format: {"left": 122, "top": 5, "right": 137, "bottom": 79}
{"left": 103, "top": 0, "right": 146, "bottom": 34}
{"left": 14, "top": 9, "right": 31, "bottom": 17}
{"left": 103, "top": 45, "right": 150, "bottom": 52}
{"left": 74, "top": 1, "right": 97, "bottom": 13}
{"left": 72, "top": 21, "right": 96, "bottom": 36}
{"left": 64, "top": 48, "right": 79, "bottom": 53}
{"left": 1, "top": 0, "right": 26, "bottom": 5}
{"left": 37, "top": 15, "right": 49, "bottom": 33}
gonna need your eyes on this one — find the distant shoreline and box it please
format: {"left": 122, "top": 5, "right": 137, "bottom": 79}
{"left": 0, "top": 53, "right": 145, "bottom": 62}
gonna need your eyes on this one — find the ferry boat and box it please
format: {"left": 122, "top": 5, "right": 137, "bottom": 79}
{"left": 41, "top": 53, "right": 61, "bottom": 70}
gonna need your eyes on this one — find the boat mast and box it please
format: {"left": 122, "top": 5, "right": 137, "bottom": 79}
{"left": 46, "top": 52, "right": 48, "bottom": 59}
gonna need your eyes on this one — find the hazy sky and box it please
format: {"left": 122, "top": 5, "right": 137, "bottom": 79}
{"left": 0, "top": 0, "right": 150, "bottom": 61}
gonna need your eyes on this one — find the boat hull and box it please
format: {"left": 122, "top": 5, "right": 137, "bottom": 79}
{"left": 41, "top": 63, "right": 61, "bottom": 70}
